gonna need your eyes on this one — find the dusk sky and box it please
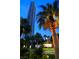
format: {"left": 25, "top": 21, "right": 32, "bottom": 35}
{"left": 20, "top": 0, "right": 59, "bottom": 36}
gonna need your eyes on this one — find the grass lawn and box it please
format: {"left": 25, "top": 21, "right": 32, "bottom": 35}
{"left": 43, "top": 48, "right": 55, "bottom": 51}
{"left": 21, "top": 48, "right": 55, "bottom": 59}
{"left": 43, "top": 48, "right": 55, "bottom": 54}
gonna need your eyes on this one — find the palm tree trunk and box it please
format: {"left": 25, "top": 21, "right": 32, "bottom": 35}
{"left": 53, "top": 31, "right": 59, "bottom": 59}
{"left": 49, "top": 22, "right": 59, "bottom": 59}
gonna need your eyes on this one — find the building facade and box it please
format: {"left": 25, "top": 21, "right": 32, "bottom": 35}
{"left": 27, "top": 1, "right": 36, "bottom": 36}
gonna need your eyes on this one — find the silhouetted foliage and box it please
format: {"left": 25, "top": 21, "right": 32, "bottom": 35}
{"left": 20, "top": 17, "right": 31, "bottom": 36}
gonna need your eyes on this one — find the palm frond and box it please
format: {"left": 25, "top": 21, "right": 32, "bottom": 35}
{"left": 37, "top": 11, "right": 48, "bottom": 16}
{"left": 53, "top": 0, "right": 59, "bottom": 12}
{"left": 40, "top": 5, "right": 47, "bottom": 10}
{"left": 43, "top": 19, "right": 50, "bottom": 29}
{"left": 38, "top": 23, "right": 43, "bottom": 29}
{"left": 37, "top": 2, "right": 59, "bottom": 30}
{"left": 38, "top": 17, "right": 45, "bottom": 29}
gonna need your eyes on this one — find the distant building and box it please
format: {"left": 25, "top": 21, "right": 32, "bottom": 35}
{"left": 27, "top": 1, "right": 36, "bottom": 36}
{"left": 43, "top": 44, "right": 52, "bottom": 48}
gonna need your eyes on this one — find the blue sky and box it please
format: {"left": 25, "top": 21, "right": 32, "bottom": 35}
{"left": 20, "top": 0, "right": 59, "bottom": 36}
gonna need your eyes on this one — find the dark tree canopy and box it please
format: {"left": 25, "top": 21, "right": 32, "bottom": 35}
{"left": 20, "top": 17, "right": 31, "bottom": 35}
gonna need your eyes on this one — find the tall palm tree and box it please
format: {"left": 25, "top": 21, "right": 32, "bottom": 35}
{"left": 20, "top": 17, "right": 31, "bottom": 48}
{"left": 37, "top": 0, "right": 59, "bottom": 59}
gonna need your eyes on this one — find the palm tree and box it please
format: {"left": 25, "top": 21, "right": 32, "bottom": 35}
{"left": 37, "top": 0, "right": 59, "bottom": 59}
{"left": 20, "top": 17, "right": 31, "bottom": 48}
{"left": 20, "top": 17, "right": 31, "bottom": 36}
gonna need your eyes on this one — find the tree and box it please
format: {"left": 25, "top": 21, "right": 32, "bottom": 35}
{"left": 44, "top": 35, "right": 47, "bottom": 40}
{"left": 20, "top": 17, "right": 31, "bottom": 36}
{"left": 20, "top": 17, "right": 32, "bottom": 56}
{"left": 34, "top": 33, "right": 43, "bottom": 44}
{"left": 37, "top": 0, "right": 59, "bottom": 59}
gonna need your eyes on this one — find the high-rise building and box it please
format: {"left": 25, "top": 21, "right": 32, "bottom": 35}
{"left": 27, "top": 1, "right": 36, "bottom": 36}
